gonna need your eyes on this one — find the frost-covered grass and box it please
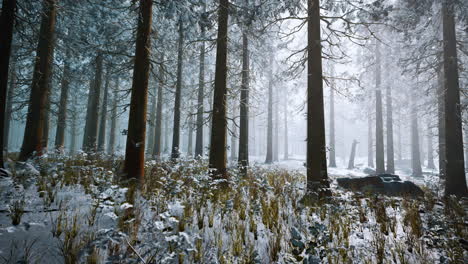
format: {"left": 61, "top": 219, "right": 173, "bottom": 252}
{"left": 0, "top": 153, "right": 466, "bottom": 263}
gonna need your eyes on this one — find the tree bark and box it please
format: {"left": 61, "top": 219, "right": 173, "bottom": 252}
{"left": 386, "top": 84, "right": 395, "bottom": 174}
{"left": 69, "top": 94, "right": 77, "bottom": 155}
{"left": 265, "top": 55, "right": 273, "bottom": 164}
{"left": 442, "top": 0, "right": 467, "bottom": 196}
{"left": 283, "top": 90, "right": 288, "bottom": 160}
{"left": 0, "top": 0, "right": 16, "bottom": 167}
{"left": 171, "top": 20, "right": 184, "bottom": 161}
{"left": 3, "top": 49, "right": 16, "bottom": 156}
{"left": 82, "top": 54, "right": 103, "bottom": 152}
{"left": 123, "top": 0, "right": 152, "bottom": 182}
{"left": 329, "top": 78, "right": 336, "bottom": 167}
{"left": 19, "top": 0, "right": 56, "bottom": 161}
{"left": 437, "top": 66, "right": 445, "bottom": 180}
{"left": 375, "top": 41, "right": 385, "bottom": 175}
{"left": 209, "top": 0, "right": 229, "bottom": 178}
{"left": 153, "top": 54, "right": 164, "bottom": 160}
{"left": 147, "top": 77, "right": 157, "bottom": 155}
{"left": 427, "top": 121, "right": 435, "bottom": 169}
{"left": 54, "top": 51, "right": 71, "bottom": 153}
{"left": 411, "top": 93, "right": 423, "bottom": 177}
{"left": 98, "top": 67, "right": 110, "bottom": 152}
{"left": 348, "top": 140, "right": 358, "bottom": 169}
{"left": 195, "top": 6, "right": 206, "bottom": 159}
{"left": 108, "top": 77, "right": 119, "bottom": 155}
{"left": 238, "top": 26, "right": 249, "bottom": 172}
{"left": 230, "top": 107, "right": 237, "bottom": 161}
{"left": 368, "top": 108, "right": 374, "bottom": 167}
{"left": 306, "top": 0, "right": 329, "bottom": 192}
{"left": 188, "top": 108, "right": 194, "bottom": 157}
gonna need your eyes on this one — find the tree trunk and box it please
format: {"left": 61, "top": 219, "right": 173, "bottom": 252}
{"left": 98, "top": 67, "right": 110, "bottom": 152}
{"left": 329, "top": 79, "right": 336, "bottom": 167}
{"left": 147, "top": 80, "right": 157, "bottom": 156}
{"left": 348, "top": 140, "right": 358, "bottom": 169}
{"left": 238, "top": 26, "right": 249, "bottom": 172}
{"left": 82, "top": 54, "right": 103, "bottom": 152}
{"left": 437, "top": 66, "right": 445, "bottom": 180}
{"left": 0, "top": 0, "right": 16, "bottom": 167}
{"left": 188, "top": 109, "right": 194, "bottom": 157}
{"left": 42, "top": 43, "right": 55, "bottom": 154}
{"left": 195, "top": 8, "right": 206, "bottom": 159}
{"left": 230, "top": 107, "right": 237, "bottom": 161}
{"left": 368, "top": 108, "right": 374, "bottom": 167}
{"left": 171, "top": 21, "right": 184, "bottom": 161}
{"left": 19, "top": 0, "right": 56, "bottom": 161}
{"left": 265, "top": 55, "right": 273, "bottom": 164}
{"left": 375, "top": 41, "right": 385, "bottom": 175}
{"left": 108, "top": 77, "right": 119, "bottom": 155}
{"left": 209, "top": 0, "right": 229, "bottom": 178}
{"left": 123, "top": 0, "right": 152, "bottom": 182}
{"left": 386, "top": 84, "right": 395, "bottom": 174}
{"left": 283, "top": 90, "right": 288, "bottom": 160}
{"left": 69, "top": 92, "right": 78, "bottom": 154}
{"left": 427, "top": 121, "right": 435, "bottom": 169}
{"left": 3, "top": 50, "right": 16, "bottom": 155}
{"left": 54, "top": 52, "right": 71, "bottom": 153}
{"left": 411, "top": 94, "right": 423, "bottom": 177}
{"left": 153, "top": 54, "right": 164, "bottom": 160}
{"left": 442, "top": 0, "right": 467, "bottom": 196}
{"left": 273, "top": 84, "right": 279, "bottom": 162}
{"left": 306, "top": 0, "right": 329, "bottom": 192}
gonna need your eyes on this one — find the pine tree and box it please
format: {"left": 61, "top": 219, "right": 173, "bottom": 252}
{"left": 209, "top": 0, "right": 229, "bottom": 178}
{"left": 123, "top": 0, "right": 152, "bottom": 182}
{"left": 19, "top": 0, "right": 57, "bottom": 161}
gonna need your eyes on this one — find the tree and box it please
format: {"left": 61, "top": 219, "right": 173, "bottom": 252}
{"left": 108, "top": 77, "right": 119, "bottom": 155}
{"left": 171, "top": 20, "right": 184, "bottom": 161}
{"left": 306, "top": 0, "right": 329, "bottom": 193}
{"left": 195, "top": 3, "right": 207, "bottom": 158}
{"left": 348, "top": 140, "right": 358, "bottom": 169}
{"left": 19, "top": 0, "right": 57, "bottom": 161}
{"left": 209, "top": 0, "right": 229, "bottom": 178}
{"left": 265, "top": 55, "right": 273, "bottom": 164}
{"left": 375, "top": 41, "right": 385, "bottom": 175}
{"left": 441, "top": 0, "right": 467, "bottom": 196}
{"left": 82, "top": 54, "right": 103, "bottom": 152}
{"left": 153, "top": 54, "right": 164, "bottom": 160}
{"left": 427, "top": 121, "right": 435, "bottom": 169}
{"left": 54, "top": 50, "right": 71, "bottom": 153}
{"left": 328, "top": 74, "right": 336, "bottom": 167}
{"left": 98, "top": 67, "right": 110, "bottom": 152}
{"left": 123, "top": 0, "right": 152, "bottom": 182}
{"left": 385, "top": 54, "right": 395, "bottom": 174}
{"left": 238, "top": 15, "right": 250, "bottom": 173}
{"left": 283, "top": 89, "right": 288, "bottom": 160}
{"left": 0, "top": 0, "right": 16, "bottom": 168}
{"left": 410, "top": 88, "right": 422, "bottom": 178}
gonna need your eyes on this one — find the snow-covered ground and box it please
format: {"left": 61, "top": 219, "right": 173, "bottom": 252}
{"left": 0, "top": 154, "right": 466, "bottom": 263}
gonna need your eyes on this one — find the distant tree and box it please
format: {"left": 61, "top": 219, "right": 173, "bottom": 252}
{"left": 153, "top": 54, "right": 164, "bottom": 160}
{"left": 19, "top": 0, "right": 57, "bottom": 161}
{"left": 375, "top": 41, "right": 385, "bottom": 175}
{"left": 123, "top": 0, "right": 152, "bottom": 182}
{"left": 265, "top": 55, "right": 273, "bottom": 164}
{"left": 98, "top": 67, "right": 110, "bottom": 152}
{"left": 328, "top": 73, "right": 336, "bottom": 168}
{"left": 348, "top": 140, "right": 358, "bottom": 169}
{"left": 82, "top": 54, "right": 103, "bottom": 152}
{"left": 108, "top": 77, "right": 119, "bottom": 155}
{"left": 54, "top": 49, "right": 71, "bottom": 153}
{"left": 171, "top": 20, "right": 184, "bottom": 161}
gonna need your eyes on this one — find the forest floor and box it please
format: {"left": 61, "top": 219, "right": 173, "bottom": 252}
{"left": 0, "top": 153, "right": 466, "bottom": 263}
